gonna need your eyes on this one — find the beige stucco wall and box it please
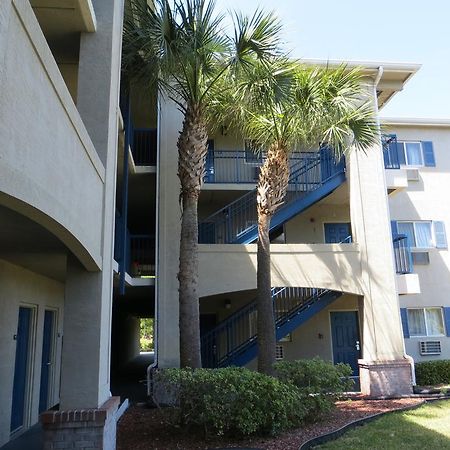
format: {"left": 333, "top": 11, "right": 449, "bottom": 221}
{"left": 199, "top": 244, "right": 363, "bottom": 297}
{"left": 386, "top": 124, "right": 450, "bottom": 361}
{"left": 0, "top": 259, "right": 64, "bottom": 447}
{"left": 281, "top": 294, "right": 359, "bottom": 362}
{"left": 285, "top": 200, "right": 350, "bottom": 244}
{"left": 0, "top": 0, "right": 105, "bottom": 271}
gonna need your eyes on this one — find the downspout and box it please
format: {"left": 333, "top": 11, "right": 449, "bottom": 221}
{"left": 373, "top": 66, "right": 416, "bottom": 387}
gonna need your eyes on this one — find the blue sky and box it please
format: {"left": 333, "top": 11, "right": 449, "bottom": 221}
{"left": 216, "top": 0, "right": 450, "bottom": 119}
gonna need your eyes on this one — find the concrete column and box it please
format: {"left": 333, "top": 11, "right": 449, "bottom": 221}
{"left": 156, "top": 98, "right": 183, "bottom": 367}
{"left": 58, "top": 0, "right": 123, "bottom": 410}
{"left": 349, "top": 81, "right": 412, "bottom": 396}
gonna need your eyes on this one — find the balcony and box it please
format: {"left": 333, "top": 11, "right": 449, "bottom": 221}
{"left": 0, "top": 0, "right": 104, "bottom": 270}
{"left": 383, "top": 135, "right": 408, "bottom": 193}
{"left": 392, "top": 234, "right": 420, "bottom": 295}
{"left": 114, "top": 212, "right": 155, "bottom": 288}
{"left": 203, "top": 151, "right": 312, "bottom": 186}
{"left": 393, "top": 234, "right": 413, "bottom": 274}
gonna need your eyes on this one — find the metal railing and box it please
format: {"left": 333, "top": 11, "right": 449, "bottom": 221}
{"left": 204, "top": 151, "right": 307, "bottom": 184}
{"left": 393, "top": 234, "right": 413, "bottom": 274}
{"left": 129, "top": 234, "right": 155, "bottom": 276}
{"left": 199, "top": 150, "right": 344, "bottom": 244}
{"left": 132, "top": 128, "right": 157, "bottom": 166}
{"left": 383, "top": 134, "right": 400, "bottom": 169}
{"left": 200, "top": 287, "right": 330, "bottom": 368}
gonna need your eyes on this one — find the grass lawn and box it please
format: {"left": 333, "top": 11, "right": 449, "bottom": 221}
{"left": 315, "top": 399, "right": 450, "bottom": 449}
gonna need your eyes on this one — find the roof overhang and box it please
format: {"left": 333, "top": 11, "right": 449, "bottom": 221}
{"left": 382, "top": 117, "right": 450, "bottom": 127}
{"left": 31, "top": 0, "right": 97, "bottom": 39}
{"left": 301, "top": 59, "right": 421, "bottom": 109}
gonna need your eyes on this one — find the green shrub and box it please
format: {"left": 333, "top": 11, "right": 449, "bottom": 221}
{"left": 153, "top": 367, "right": 306, "bottom": 436}
{"left": 274, "top": 357, "right": 353, "bottom": 420}
{"left": 415, "top": 360, "right": 450, "bottom": 386}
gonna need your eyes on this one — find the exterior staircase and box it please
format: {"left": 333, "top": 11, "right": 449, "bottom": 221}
{"left": 201, "top": 287, "right": 342, "bottom": 368}
{"left": 199, "top": 148, "right": 346, "bottom": 244}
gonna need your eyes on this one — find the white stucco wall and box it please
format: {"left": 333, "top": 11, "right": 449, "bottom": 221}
{"left": 0, "top": 259, "right": 64, "bottom": 447}
{"left": 387, "top": 123, "right": 450, "bottom": 361}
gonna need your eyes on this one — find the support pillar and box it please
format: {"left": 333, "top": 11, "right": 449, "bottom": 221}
{"left": 349, "top": 81, "right": 413, "bottom": 397}
{"left": 41, "top": 0, "right": 124, "bottom": 448}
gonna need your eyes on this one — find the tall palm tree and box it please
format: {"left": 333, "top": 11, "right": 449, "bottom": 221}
{"left": 215, "top": 61, "right": 379, "bottom": 374}
{"left": 122, "top": 0, "right": 283, "bottom": 368}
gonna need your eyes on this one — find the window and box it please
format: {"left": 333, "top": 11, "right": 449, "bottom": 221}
{"left": 397, "top": 140, "right": 435, "bottom": 167}
{"left": 393, "top": 220, "right": 447, "bottom": 250}
{"left": 244, "top": 140, "right": 263, "bottom": 164}
{"left": 407, "top": 308, "right": 445, "bottom": 337}
{"left": 397, "top": 221, "right": 433, "bottom": 249}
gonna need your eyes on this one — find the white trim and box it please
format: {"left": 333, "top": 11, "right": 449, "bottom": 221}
{"left": 406, "top": 307, "right": 445, "bottom": 338}
{"left": 382, "top": 117, "right": 450, "bottom": 127}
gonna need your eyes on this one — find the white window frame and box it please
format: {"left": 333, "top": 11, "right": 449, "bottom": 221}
{"left": 397, "top": 220, "right": 433, "bottom": 250}
{"left": 398, "top": 141, "right": 425, "bottom": 167}
{"left": 407, "top": 307, "right": 445, "bottom": 337}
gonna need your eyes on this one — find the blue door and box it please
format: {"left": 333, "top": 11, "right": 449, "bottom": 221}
{"left": 324, "top": 223, "right": 351, "bottom": 244}
{"left": 10, "top": 307, "right": 32, "bottom": 432}
{"left": 330, "top": 311, "right": 360, "bottom": 375}
{"left": 39, "top": 310, "right": 55, "bottom": 413}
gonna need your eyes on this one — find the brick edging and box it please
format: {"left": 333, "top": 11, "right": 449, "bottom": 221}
{"left": 40, "top": 396, "right": 120, "bottom": 426}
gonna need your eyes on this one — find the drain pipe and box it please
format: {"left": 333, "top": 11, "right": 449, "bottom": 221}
{"left": 373, "top": 65, "right": 416, "bottom": 387}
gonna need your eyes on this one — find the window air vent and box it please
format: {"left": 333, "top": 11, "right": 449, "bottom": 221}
{"left": 419, "top": 340, "right": 441, "bottom": 355}
{"left": 412, "top": 251, "right": 430, "bottom": 265}
{"left": 275, "top": 345, "right": 284, "bottom": 360}
{"left": 406, "top": 169, "right": 420, "bottom": 181}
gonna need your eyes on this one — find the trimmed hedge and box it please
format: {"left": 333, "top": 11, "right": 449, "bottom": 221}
{"left": 415, "top": 360, "right": 450, "bottom": 386}
{"left": 274, "top": 357, "right": 353, "bottom": 420}
{"left": 153, "top": 367, "right": 307, "bottom": 436}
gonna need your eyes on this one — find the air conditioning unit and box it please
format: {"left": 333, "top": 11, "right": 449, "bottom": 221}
{"left": 419, "top": 340, "right": 441, "bottom": 355}
{"left": 406, "top": 169, "right": 420, "bottom": 181}
{"left": 412, "top": 251, "right": 430, "bottom": 265}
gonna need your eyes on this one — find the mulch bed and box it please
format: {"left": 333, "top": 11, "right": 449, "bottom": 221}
{"left": 117, "top": 397, "right": 423, "bottom": 450}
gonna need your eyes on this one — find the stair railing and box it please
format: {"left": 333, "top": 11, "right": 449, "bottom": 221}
{"left": 201, "top": 286, "right": 330, "bottom": 368}
{"left": 199, "top": 150, "right": 344, "bottom": 244}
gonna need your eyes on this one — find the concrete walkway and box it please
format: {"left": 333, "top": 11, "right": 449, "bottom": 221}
{"left": 0, "top": 424, "right": 43, "bottom": 450}
{"left": 1, "top": 353, "right": 154, "bottom": 450}
{"left": 111, "top": 351, "right": 154, "bottom": 403}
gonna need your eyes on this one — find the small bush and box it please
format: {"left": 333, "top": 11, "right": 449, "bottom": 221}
{"left": 274, "top": 357, "right": 353, "bottom": 420}
{"left": 415, "top": 360, "right": 450, "bottom": 386}
{"left": 153, "top": 367, "right": 306, "bottom": 436}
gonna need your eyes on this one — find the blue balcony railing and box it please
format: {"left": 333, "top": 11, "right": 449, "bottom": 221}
{"left": 393, "top": 234, "right": 413, "bottom": 274}
{"left": 129, "top": 234, "right": 155, "bottom": 276}
{"left": 383, "top": 134, "right": 400, "bottom": 169}
{"left": 133, "top": 128, "right": 157, "bottom": 166}
{"left": 204, "top": 151, "right": 308, "bottom": 184}
{"left": 199, "top": 149, "right": 345, "bottom": 244}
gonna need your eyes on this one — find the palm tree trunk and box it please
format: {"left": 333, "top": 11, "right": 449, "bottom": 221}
{"left": 256, "top": 144, "right": 290, "bottom": 375}
{"left": 257, "top": 212, "right": 276, "bottom": 374}
{"left": 177, "top": 105, "right": 208, "bottom": 368}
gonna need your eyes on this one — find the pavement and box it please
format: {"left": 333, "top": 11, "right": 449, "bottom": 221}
{"left": 1, "top": 352, "right": 154, "bottom": 450}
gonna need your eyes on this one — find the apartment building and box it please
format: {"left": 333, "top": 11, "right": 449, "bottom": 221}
{"left": 1, "top": 2, "right": 449, "bottom": 450}
{"left": 153, "top": 61, "right": 421, "bottom": 397}
{"left": 110, "top": 58, "right": 450, "bottom": 410}
{"left": 0, "top": 0, "right": 123, "bottom": 448}
{"left": 384, "top": 119, "right": 450, "bottom": 362}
